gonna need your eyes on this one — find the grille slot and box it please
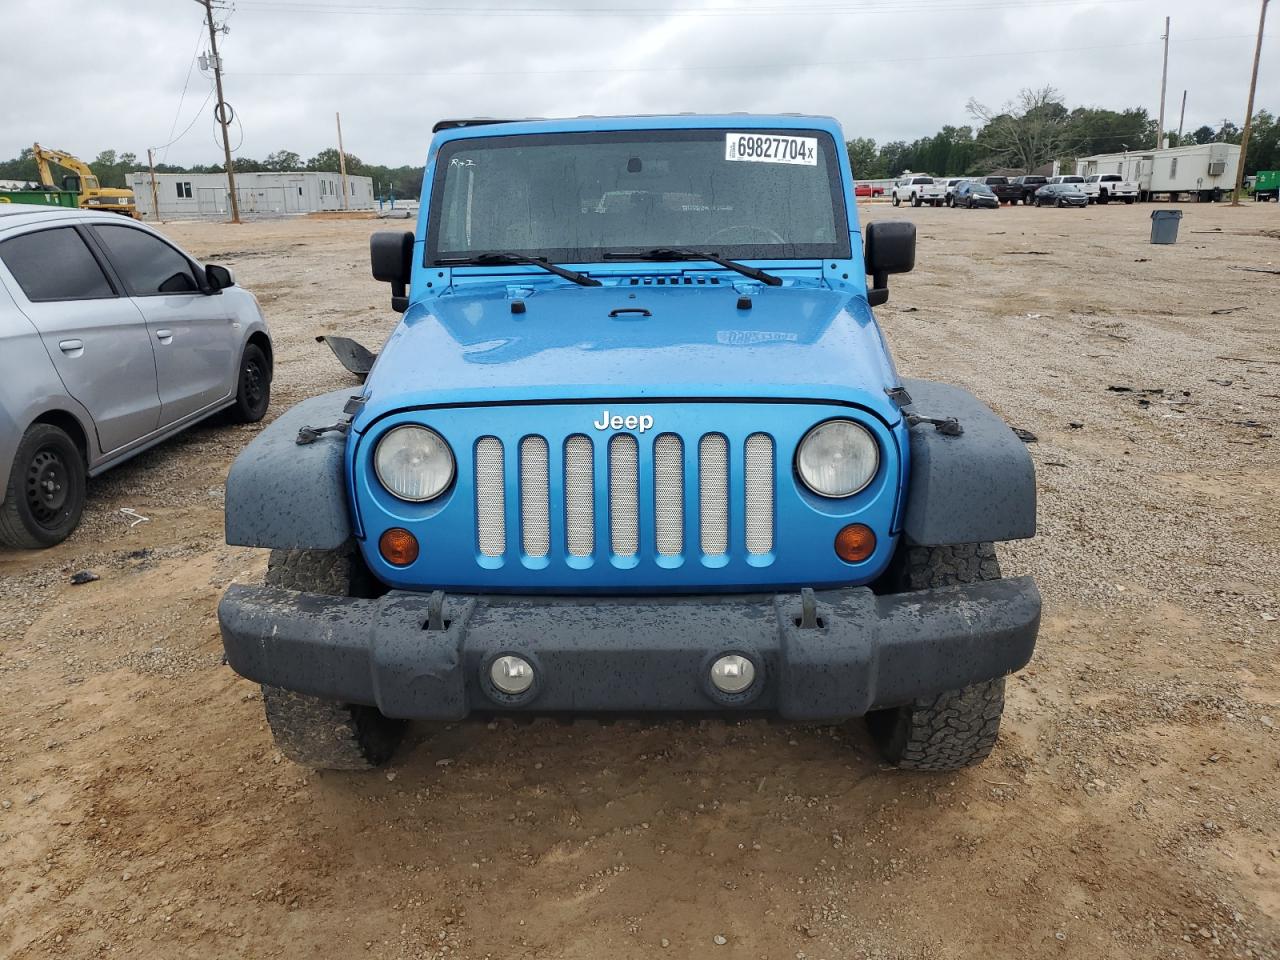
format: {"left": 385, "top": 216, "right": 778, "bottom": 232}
{"left": 744, "top": 433, "right": 774, "bottom": 555}
{"left": 699, "top": 434, "right": 729, "bottom": 556}
{"left": 564, "top": 435, "right": 594, "bottom": 557}
{"left": 475, "top": 437, "right": 505, "bottom": 557}
{"left": 653, "top": 433, "right": 684, "bottom": 556}
{"left": 609, "top": 434, "right": 639, "bottom": 557}
{"left": 519, "top": 436, "right": 550, "bottom": 557}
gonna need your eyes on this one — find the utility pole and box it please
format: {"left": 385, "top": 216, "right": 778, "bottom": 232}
{"left": 1232, "top": 0, "right": 1270, "bottom": 205}
{"left": 146, "top": 148, "right": 161, "bottom": 222}
{"left": 1156, "top": 16, "right": 1170, "bottom": 149}
{"left": 336, "top": 112, "right": 349, "bottom": 211}
{"left": 196, "top": 0, "right": 240, "bottom": 223}
{"left": 1177, "top": 90, "right": 1187, "bottom": 144}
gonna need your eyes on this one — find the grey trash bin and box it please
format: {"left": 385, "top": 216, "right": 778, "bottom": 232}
{"left": 1150, "top": 209, "right": 1182, "bottom": 244}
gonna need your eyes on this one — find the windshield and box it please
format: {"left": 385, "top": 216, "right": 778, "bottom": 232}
{"left": 972, "top": 183, "right": 995, "bottom": 194}
{"left": 427, "top": 128, "right": 850, "bottom": 264}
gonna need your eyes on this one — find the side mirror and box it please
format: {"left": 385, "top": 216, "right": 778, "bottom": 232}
{"left": 371, "top": 230, "right": 414, "bottom": 313}
{"left": 863, "top": 221, "right": 915, "bottom": 307}
{"left": 204, "top": 263, "right": 235, "bottom": 293}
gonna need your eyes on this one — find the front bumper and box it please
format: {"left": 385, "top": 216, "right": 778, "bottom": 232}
{"left": 218, "top": 578, "right": 1040, "bottom": 721}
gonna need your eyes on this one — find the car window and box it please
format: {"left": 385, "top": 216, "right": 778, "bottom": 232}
{"left": 0, "top": 227, "right": 115, "bottom": 302}
{"left": 92, "top": 224, "right": 199, "bottom": 295}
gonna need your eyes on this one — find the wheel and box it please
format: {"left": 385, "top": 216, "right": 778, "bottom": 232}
{"left": 259, "top": 545, "right": 405, "bottom": 770}
{"left": 1124, "top": 197, "right": 1135, "bottom": 204}
{"left": 1033, "top": 198, "right": 1041, "bottom": 207}
{"left": 891, "top": 194, "right": 900, "bottom": 207}
{"left": 911, "top": 195, "right": 921, "bottom": 208}
{"left": 1055, "top": 198, "right": 1064, "bottom": 208}
{"left": 0, "top": 423, "right": 87, "bottom": 549}
{"left": 231, "top": 343, "right": 271, "bottom": 423}
{"left": 864, "top": 543, "right": 1008, "bottom": 771}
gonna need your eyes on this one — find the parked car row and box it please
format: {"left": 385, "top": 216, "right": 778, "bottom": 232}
{"left": 886, "top": 172, "right": 1139, "bottom": 208}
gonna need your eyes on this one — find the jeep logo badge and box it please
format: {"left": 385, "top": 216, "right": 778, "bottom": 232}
{"left": 593, "top": 410, "right": 654, "bottom": 433}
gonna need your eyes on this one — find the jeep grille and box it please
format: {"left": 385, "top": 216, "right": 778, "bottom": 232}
{"left": 474, "top": 430, "right": 775, "bottom": 563}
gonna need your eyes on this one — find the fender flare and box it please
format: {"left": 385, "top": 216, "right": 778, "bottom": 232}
{"left": 899, "top": 378, "right": 1036, "bottom": 546}
{"left": 224, "top": 389, "right": 355, "bottom": 550}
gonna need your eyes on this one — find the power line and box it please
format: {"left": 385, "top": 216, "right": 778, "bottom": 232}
{"left": 227, "top": 33, "right": 1256, "bottom": 80}
{"left": 153, "top": 88, "right": 216, "bottom": 152}
{"left": 235, "top": 0, "right": 1145, "bottom": 15}
{"left": 161, "top": 24, "right": 210, "bottom": 163}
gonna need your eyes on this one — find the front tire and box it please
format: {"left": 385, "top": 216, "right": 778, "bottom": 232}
{"left": 864, "top": 543, "right": 1008, "bottom": 771}
{"left": 259, "top": 546, "right": 405, "bottom": 770}
{"left": 891, "top": 194, "right": 901, "bottom": 207}
{"left": 231, "top": 343, "right": 271, "bottom": 423}
{"left": 0, "top": 423, "right": 87, "bottom": 549}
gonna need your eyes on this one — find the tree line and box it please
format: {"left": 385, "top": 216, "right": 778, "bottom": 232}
{"left": 848, "top": 86, "right": 1279, "bottom": 179}
{"left": 0, "top": 147, "right": 425, "bottom": 200}
{"left": 3, "top": 90, "right": 1277, "bottom": 193}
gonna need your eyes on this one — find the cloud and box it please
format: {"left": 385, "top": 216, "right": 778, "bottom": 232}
{"left": 0, "top": 0, "right": 1272, "bottom": 168}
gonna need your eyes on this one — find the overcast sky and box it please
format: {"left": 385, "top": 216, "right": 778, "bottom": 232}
{"left": 1, "top": 0, "right": 1273, "bottom": 169}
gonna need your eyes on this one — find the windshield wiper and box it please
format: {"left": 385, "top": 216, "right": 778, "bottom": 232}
{"left": 435, "top": 252, "right": 601, "bottom": 287}
{"left": 603, "top": 248, "right": 783, "bottom": 287}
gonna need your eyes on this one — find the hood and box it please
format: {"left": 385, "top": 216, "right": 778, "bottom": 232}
{"left": 357, "top": 280, "right": 902, "bottom": 429}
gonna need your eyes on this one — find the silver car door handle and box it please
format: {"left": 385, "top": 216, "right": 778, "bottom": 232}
{"left": 155, "top": 329, "right": 174, "bottom": 343}
{"left": 58, "top": 339, "right": 83, "bottom": 353}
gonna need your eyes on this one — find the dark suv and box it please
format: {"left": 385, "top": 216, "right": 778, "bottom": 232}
{"left": 1010, "top": 176, "right": 1048, "bottom": 204}
{"left": 975, "top": 177, "right": 1022, "bottom": 205}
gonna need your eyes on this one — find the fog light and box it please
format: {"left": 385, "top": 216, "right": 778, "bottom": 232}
{"left": 490, "top": 655, "right": 535, "bottom": 695}
{"left": 710, "top": 654, "right": 755, "bottom": 694}
{"left": 834, "top": 523, "right": 876, "bottom": 563}
{"left": 379, "top": 527, "right": 419, "bottom": 566}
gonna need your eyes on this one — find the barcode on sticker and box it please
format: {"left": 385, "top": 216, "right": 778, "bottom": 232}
{"left": 725, "top": 133, "right": 817, "bottom": 165}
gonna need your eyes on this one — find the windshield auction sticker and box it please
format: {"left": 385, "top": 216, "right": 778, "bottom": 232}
{"left": 725, "top": 133, "right": 817, "bottom": 165}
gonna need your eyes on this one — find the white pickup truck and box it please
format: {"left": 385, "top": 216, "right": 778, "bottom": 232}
{"left": 1082, "top": 174, "right": 1139, "bottom": 204}
{"left": 891, "top": 175, "right": 946, "bottom": 207}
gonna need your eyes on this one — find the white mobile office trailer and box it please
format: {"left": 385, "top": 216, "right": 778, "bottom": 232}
{"left": 1075, "top": 143, "right": 1240, "bottom": 201}
{"left": 128, "top": 170, "right": 375, "bottom": 219}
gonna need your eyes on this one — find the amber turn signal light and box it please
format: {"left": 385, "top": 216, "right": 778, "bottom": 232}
{"left": 834, "top": 524, "right": 876, "bottom": 564}
{"left": 379, "top": 527, "right": 419, "bottom": 566}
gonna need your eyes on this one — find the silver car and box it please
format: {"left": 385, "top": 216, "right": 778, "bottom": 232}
{"left": 0, "top": 204, "right": 272, "bottom": 548}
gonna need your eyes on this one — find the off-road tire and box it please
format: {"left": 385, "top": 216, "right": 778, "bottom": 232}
{"left": 865, "top": 542, "right": 1007, "bottom": 771}
{"left": 231, "top": 343, "right": 271, "bottom": 423}
{"left": 259, "top": 545, "right": 405, "bottom": 770}
{"left": 0, "top": 423, "right": 87, "bottom": 549}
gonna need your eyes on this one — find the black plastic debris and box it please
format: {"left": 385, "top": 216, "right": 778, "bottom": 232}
{"left": 70, "top": 571, "right": 100, "bottom": 586}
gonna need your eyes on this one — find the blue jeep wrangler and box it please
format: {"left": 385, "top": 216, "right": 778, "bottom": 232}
{"left": 217, "top": 115, "right": 1039, "bottom": 772}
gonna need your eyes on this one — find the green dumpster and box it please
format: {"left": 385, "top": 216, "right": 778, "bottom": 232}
{"left": 0, "top": 189, "right": 79, "bottom": 209}
{"left": 1255, "top": 170, "right": 1279, "bottom": 201}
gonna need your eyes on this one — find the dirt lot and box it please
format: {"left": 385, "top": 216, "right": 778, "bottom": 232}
{"left": 2, "top": 202, "right": 1278, "bottom": 960}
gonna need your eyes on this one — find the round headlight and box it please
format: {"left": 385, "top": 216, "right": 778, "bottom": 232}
{"left": 796, "top": 419, "right": 878, "bottom": 498}
{"left": 374, "top": 425, "right": 454, "bottom": 502}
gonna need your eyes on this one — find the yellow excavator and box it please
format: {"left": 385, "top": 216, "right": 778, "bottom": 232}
{"left": 32, "top": 143, "right": 138, "bottom": 218}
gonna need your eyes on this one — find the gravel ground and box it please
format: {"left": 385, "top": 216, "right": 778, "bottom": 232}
{"left": 0, "top": 202, "right": 1277, "bottom": 960}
